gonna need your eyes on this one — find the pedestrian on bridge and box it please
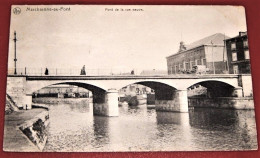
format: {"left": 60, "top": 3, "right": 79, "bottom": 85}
{"left": 44, "top": 68, "right": 49, "bottom": 75}
{"left": 80, "top": 65, "right": 86, "bottom": 75}
{"left": 131, "top": 70, "right": 135, "bottom": 75}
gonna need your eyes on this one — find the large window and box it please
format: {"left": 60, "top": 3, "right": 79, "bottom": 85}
{"left": 232, "top": 52, "right": 237, "bottom": 61}
{"left": 243, "top": 40, "right": 248, "bottom": 48}
{"left": 231, "top": 43, "right": 236, "bottom": 50}
{"left": 233, "top": 65, "right": 239, "bottom": 74}
{"left": 244, "top": 50, "right": 250, "bottom": 59}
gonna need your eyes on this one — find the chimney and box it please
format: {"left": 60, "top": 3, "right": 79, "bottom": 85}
{"left": 178, "top": 41, "right": 186, "bottom": 52}
{"left": 239, "top": 31, "right": 247, "bottom": 37}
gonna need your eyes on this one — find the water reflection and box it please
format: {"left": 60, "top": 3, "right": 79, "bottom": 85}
{"left": 188, "top": 108, "right": 257, "bottom": 150}
{"left": 93, "top": 116, "right": 110, "bottom": 148}
{"left": 43, "top": 102, "right": 257, "bottom": 151}
{"left": 157, "top": 111, "right": 189, "bottom": 125}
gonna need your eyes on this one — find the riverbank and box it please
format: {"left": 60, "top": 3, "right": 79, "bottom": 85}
{"left": 188, "top": 97, "right": 254, "bottom": 109}
{"left": 33, "top": 97, "right": 92, "bottom": 104}
{"left": 3, "top": 108, "right": 49, "bottom": 152}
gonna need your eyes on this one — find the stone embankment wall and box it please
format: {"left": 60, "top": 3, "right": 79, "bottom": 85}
{"left": 33, "top": 97, "right": 92, "bottom": 104}
{"left": 5, "top": 94, "right": 19, "bottom": 114}
{"left": 6, "top": 77, "right": 26, "bottom": 108}
{"left": 188, "top": 97, "right": 254, "bottom": 109}
{"left": 19, "top": 110, "right": 50, "bottom": 151}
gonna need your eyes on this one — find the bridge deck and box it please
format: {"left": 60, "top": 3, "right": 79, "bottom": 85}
{"left": 7, "top": 74, "right": 244, "bottom": 80}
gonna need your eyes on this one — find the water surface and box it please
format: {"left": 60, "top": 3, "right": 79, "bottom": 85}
{"left": 43, "top": 102, "right": 258, "bottom": 151}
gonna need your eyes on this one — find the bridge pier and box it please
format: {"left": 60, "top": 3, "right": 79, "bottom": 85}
{"left": 93, "top": 89, "right": 119, "bottom": 117}
{"left": 155, "top": 89, "right": 189, "bottom": 113}
{"left": 232, "top": 87, "right": 243, "bottom": 97}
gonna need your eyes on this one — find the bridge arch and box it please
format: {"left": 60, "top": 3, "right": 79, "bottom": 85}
{"left": 118, "top": 81, "right": 177, "bottom": 100}
{"left": 183, "top": 78, "right": 239, "bottom": 90}
{"left": 113, "top": 79, "right": 179, "bottom": 90}
{"left": 187, "top": 80, "right": 239, "bottom": 97}
{"left": 28, "top": 81, "right": 107, "bottom": 103}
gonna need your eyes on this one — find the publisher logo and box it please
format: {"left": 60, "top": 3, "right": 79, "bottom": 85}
{"left": 13, "top": 7, "right": 21, "bottom": 15}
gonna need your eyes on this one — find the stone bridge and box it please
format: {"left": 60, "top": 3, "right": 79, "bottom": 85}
{"left": 6, "top": 74, "right": 253, "bottom": 116}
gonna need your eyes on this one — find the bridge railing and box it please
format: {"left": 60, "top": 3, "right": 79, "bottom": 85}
{"left": 8, "top": 68, "right": 168, "bottom": 76}
{"left": 7, "top": 68, "right": 233, "bottom": 77}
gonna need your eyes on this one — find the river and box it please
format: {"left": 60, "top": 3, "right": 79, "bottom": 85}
{"left": 43, "top": 101, "right": 257, "bottom": 152}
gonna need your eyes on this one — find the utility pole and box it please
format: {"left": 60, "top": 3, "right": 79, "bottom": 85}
{"left": 223, "top": 33, "right": 228, "bottom": 72}
{"left": 13, "top": 31, "right": 17, "bottom": 75}
{"left": 211, "top": 41, "right": 215, "bottom": 74}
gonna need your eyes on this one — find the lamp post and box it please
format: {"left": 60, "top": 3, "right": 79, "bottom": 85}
{"left": 13, "top": 31, "right": 17, "bottom": 75}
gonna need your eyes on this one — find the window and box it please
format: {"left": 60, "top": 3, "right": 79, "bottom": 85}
{"left": 190, "top": 61, "right": 195, "bottom": 69}
{"left": 196, "top": 59, "right": 201, "bottom": 65}
{"left": 244, "top": 50, "right": 250, "bottom": 59}
{"left": 233, "top": 65, "right": 239, "bottom": 74}
{"left": 232, "top": 52, "right": 237, "bottom": 61}
{"left": 246, "top": 64, "right": 251, "bottom": 73}
{"left": 185, "top": 62, "right": 190, "bottom": 70}
{"left": 231, "top": 43, "right": 236, "bottom": 50}
{"left": 168, "top": 65, "right": 172, "bottom": 74}
{"left": 175, "top": 65, "right": 178, "bottom": 73}
{"left": 243, "top": 40, "right": 248, "bottom": 48}
{"left": 202, "top": 58, "right": 206, "bottom": 65}
{"left": 179, "top": 64, "right": 182, "bottom": 69}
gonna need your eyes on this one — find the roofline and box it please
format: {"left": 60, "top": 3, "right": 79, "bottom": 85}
{"left": 224, "top": 34, "right": 247, "bottom": 41}
{"left": 166, "top": 45, "right": 204, "bottom": 59}
{"left": 166, "top": 44, "right": 224, "bottom": 59}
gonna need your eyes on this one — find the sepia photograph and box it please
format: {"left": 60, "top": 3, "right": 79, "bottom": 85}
{"left": 3, "top": 5, "right": 258, "bottom": 152}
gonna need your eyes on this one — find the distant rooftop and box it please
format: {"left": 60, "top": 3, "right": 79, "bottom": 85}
{"left": 140, "top": 69, "right": 167, "bottom": 76}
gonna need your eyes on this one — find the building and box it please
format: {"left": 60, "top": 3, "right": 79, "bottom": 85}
{"left": 119, "top": 84, "right": 154, "bottom": 97}
{"left": 225, "top": 32, "right": 250, "bottom": 74}
{"left": 140, "top": 69, "right": 167, "bottom": 76}
{"left": 166, "top": 33, "right": 229, "bottom": 74}
{"left": 34, "top": 84, "right": 92, "bottom": 98}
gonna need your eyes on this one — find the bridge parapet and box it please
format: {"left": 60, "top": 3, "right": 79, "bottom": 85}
{"left": 6, "top": 74, "right": 253, "bottom": 115}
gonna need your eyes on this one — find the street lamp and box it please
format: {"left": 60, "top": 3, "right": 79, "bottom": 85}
{"left": 13, "top": 31, "right": 18, "bottom": 75}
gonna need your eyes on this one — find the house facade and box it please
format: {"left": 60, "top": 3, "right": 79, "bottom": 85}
{"left": 225, "top": 32, "right": 250, "bottom": 74}
{"left": 34, "top": 85, "right": 92, "bottom": 98}
{"left": 166, "top": 33, "right": 229, "bottom": 74}
{"left": 119, "top": 84, "right": 154, "bottom": 97}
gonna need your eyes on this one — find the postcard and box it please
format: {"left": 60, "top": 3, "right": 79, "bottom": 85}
{"left": 4, "top": 5, "right": 257, "bottom": 152}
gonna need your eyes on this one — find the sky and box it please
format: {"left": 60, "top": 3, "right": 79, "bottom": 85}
{"left": 8, "top": 5, "right": 247, "bottom": 74}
